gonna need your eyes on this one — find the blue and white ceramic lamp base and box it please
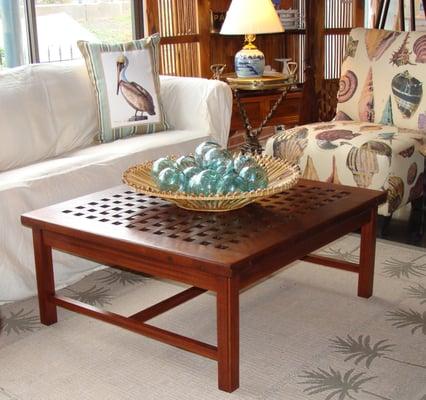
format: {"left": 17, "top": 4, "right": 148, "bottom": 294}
{"left": 235, "top": 48, "right": 265, "bottom": 78}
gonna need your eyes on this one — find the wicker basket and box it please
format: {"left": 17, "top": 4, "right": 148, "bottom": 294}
{"left": 122, "top": 155, "right": 300, "bottom": 212}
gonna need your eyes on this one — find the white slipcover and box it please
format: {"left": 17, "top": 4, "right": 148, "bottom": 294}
{"left": 0, "top": 61, "right": 232, "bottom": 302}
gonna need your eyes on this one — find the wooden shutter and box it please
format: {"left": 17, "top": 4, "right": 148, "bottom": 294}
{"left": 301, "top": 0, "right": 364, "bottom": 123}
{"left": 144, "top": 0, "right": 211, "bottom": 77}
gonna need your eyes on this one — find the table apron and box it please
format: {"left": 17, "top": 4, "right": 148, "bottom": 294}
{"left": 43, "top": 230, "right": 220, "bottom": 291}
{"left": 238, "top": 208, "right": 372, "bottom": 289}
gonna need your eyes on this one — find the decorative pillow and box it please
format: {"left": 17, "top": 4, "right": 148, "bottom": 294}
{"left": 78, "top": 34, "right": 169, "bottom": 143}
{"left": 335, "top": 28, "right": 426, "bottom": 133}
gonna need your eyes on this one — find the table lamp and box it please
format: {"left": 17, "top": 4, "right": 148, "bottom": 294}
{"left": 220, "top": 0, "right": 284, "bottom": 78}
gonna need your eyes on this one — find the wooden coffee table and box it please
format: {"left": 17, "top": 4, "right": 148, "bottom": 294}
{"left": 21, "top": 179, "right": 386, "bottom": 392}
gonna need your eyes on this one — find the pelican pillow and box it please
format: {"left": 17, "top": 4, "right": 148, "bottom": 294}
{"left": 78, "top": 34, "right": 169, "bottom": 143}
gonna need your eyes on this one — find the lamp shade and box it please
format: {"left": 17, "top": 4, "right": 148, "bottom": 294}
{"left": 220, "top": 0, "right": 284, "bottom": 35}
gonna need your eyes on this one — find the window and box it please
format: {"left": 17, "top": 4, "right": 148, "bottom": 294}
{"left": 0, "top": 0, "right": 139, "bottom": 68}
{"left": 0, "top": 0, "right": 29, "bottom": 69}
{"left": 35, "top": 0, "right": 134, "bottom": 63}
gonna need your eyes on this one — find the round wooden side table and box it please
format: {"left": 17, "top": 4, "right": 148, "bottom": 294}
{"left": 223, "top": 73, "right": 293, "bottom": 155}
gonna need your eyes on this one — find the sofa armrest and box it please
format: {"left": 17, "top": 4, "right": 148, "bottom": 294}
{"left": 159, "top": 76, "right": 233, "bottom": 147}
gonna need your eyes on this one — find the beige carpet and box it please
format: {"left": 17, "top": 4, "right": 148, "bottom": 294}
{"left": 0, "top": 235, "right": 425, "bottom": 400}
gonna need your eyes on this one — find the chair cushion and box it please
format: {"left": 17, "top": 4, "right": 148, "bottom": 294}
{"left": 78, "top": 34, "right": 169, "bottom": 143}
{"left": 336, "top": 28, "right": 426, "bottom": 132}
{"left": 265, "top": 121, "right": 424, "bottom": 215}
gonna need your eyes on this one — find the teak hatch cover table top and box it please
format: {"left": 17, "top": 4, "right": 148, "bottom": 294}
{"left": 21, "top": 179, "right": 386, "bottom": 392}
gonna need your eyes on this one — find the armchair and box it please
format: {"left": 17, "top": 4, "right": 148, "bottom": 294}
{"left": 266, "top": 28, "right": 426, "bottom": 219}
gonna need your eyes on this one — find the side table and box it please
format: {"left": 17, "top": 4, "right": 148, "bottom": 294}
{"left": 223, "top": 73, "right": 295, "bottom": 154}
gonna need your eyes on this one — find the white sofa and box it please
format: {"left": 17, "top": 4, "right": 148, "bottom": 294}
{"left": 0, "top": 61, "right": 233, "bottom": 302}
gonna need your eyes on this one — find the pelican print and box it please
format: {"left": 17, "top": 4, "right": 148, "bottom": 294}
{"left": 116, "top": 55, "right": 156, "bottom": 121}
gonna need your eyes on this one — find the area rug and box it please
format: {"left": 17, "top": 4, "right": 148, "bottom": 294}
{"left": 0, "top": 235, "right": 425, "bottom": 400}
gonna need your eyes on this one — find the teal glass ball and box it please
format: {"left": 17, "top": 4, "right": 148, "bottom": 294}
{"left": 202, "top": 148, "right": 233, "bottom": 170}
{"left": 182, "top": 166, "right": 203, "bottom": 192}
{"left": 175, "top": 155, "right": 197, "bottom": 171}
{"left": 157, "top": 167, "right": 184, "bottom": 192}
{"left": 233, "top": 154, "right": 256, "bottom": 173}
{"left": 216, "top": 173, "right": 242, "bottom": 194}
{"left": 194, "top": 141, "right": 221, "bottom": 165}
{"left": 188, "top": 170, "right": 219, "bottom": 195}
{"left": 151, "top": 157, "right": 175, "bottom": 181}
{"left": 239, "top": 165, "right": 268, "bottom": 191}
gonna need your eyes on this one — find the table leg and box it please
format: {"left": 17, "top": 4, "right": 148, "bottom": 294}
{"left": 32, "top": 229, "right": 57, "bottom": 325}
{"left": 358, "top": 208, "right": 378, "bottom": 298}
{"left": 217, "top": 277, "right": 239, "bottom": 392}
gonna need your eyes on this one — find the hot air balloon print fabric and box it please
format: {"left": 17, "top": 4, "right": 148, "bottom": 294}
{"left": 265, "top": 120, "right": 424, "bottom": 215}
{"left": 78, "top": 34, "right": 169, "bottom": 143}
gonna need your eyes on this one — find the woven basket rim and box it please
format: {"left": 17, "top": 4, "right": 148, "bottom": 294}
{"left": 122, "top": 155, "right": 300, "bottom": 201}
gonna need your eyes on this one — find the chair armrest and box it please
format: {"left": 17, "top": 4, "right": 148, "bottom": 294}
{"left": 159, "top": 76, "right": 233, "bottom": 147}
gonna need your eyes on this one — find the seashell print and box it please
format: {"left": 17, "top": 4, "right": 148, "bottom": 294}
{"left": 380, "top": 96, "right": 394, "bottom": 126}
{"left": 407, "top": 162, "right": 418, "bottom": 185}
{"left": 346, "top": 146, "right": 379, "bottom": 187}
{"left": 377, "top": 131, "right": 397, "bottom": 144}
{"left": 337, "top": 70, "right": 358, "bottom": 103}
{"left": 273, "top": 129, "right": 308, "bottom": 164}
{"left": 334, "top": 111, "right": 353, "bottom": 121}
{"left": 343, "top": 35, "right": 359, "bottom": 62}
{"left": 314, "top": 124, "right": 336, "bottom": 131}
{"left": 316, "top": 129, "right": 360, "bottom": 141}
{"left": 399, "top": 145, "right": 415, "bottom": 158}
{"left": 302, "top": 156, "right": 319, "bottom": 181}
{"left": 360, "top": 124, "right": 383, "bottom": 132}
{"left": 326, "top": 155, "right": 341, "bottom": 185}
{"left": 409, "top": 172, "right": 424, "bottom": 202}
{"left": 358, "top": 68, "right": 374, "bottom": 122}
{"left": 387, "top": 176, "right": 404, "bottom": 214}
{"left": 413, "top": 34, "right": 426, "bottom": 63}
{"left": 317, "top": 140, "right": 339, "bottom": 150}
{"left": 360, "top": 140, "right": 392, "bottom": 164}
{"left": 365, "top": 30, "right": 400, "bottom": 61}
{"left": 391, "top": 70, "right": 423, "bottom": 119}
{"left": 419, "top": 112, "right": 426, "bottom": 131}
{"left": 390, "top": 33, "right": 414, "bottom": 67}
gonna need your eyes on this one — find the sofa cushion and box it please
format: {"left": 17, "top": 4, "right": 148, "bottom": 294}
{"left": 0, "top": 129, "right": 212, "bottom": 302}
{"left": 0, "top": 61, "right": 98, "bottom": 172}
{"left": 336, "top": 28, "right": 426, "bottom": 132}
{"left": 265, "top": 121, "right": 424, "bottom": 215}
{"left": 78, "top": 34, "right": 169, "bottom": 143}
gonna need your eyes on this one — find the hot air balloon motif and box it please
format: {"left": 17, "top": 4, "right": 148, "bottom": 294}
{"left": 346, "top": 146, "right": 379, "bottom": 187}
{"left": 360, "top": 140, "right": 392, "bottom": 164}
{"left": 365, "top": 30, "right": 400, "bottom": 61}
{"left": 316, "top": 129, "right": 360, "bottom": 150}
{"left": 407, "top": 162, "right": 418, "bottom": 185}
{"left": 337, "top": 70, "right": 358, "bottom": 103}
{"left": 346, "top": 139, "right": 393, "bottom": 188}
{"left": 334, "top": 111, "right": 353, "bottom": 121}
{"left": 116, "top": 54, "right": 156, "bottom": 122}
{"left": 343, "top": 35, "right": 359, "bottom": 62}
{"left": 326, "top": 155, "right": 341, "bottom": 184}
{"left": 272, "top": 127, "right": 308, "bottom": 164}
{"left": 413, "top": 34, "right": 426, "bottom": 63}
{"left": 391, "top": 70, "right": 423, "bottom": 119}
{"left": 302, "top": 156, "right": 319, "bottom": 181}
{"left": 399, "top": 145, "right": 415, "bottom": 158}
{"left": 390, "top": 33, "right": 414, "bottom": 66}
{"left": 358, "top": 68, "right": 374, "bottom": 122}
{"left": 380, "top": 96, "right": 394, "bottom": 126}
{"left": 409, "top": 172, "right": 424, "bottom": 202}
{"left": 387, "top": 176, "right": 404, "bottom": 213}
